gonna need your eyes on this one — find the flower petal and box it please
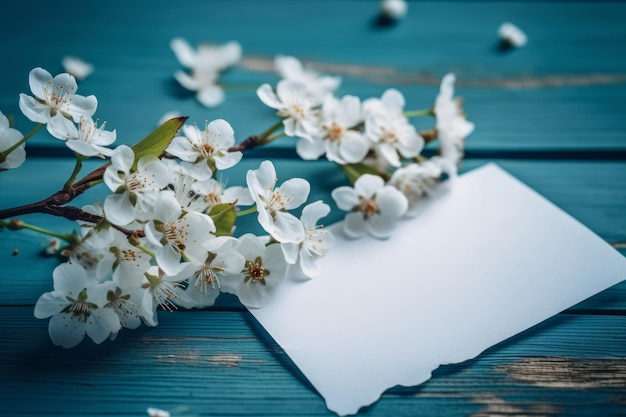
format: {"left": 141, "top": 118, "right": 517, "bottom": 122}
{"left": 331, "top": 186, "right": 359, "bottom": 211}
{"left": 354, "top": 174, "right": 384, "bottom": 199}
{"left": 197, "top": 85, "right": 225, "bottom": 108}
{"left": 86, "top": 308, "right": 121, "bottom": 344}
{"left": 343, "top": 212, "right": 367, "bottom": 239}
{"left": 104, "top": 193, "right": 136, "bottom": 226}
{"left": 18, "top": 93, "right": 50, "bottom": 123}
{"left": 49, "top": 312, "right": 85, "bottom": 348}
{"left": 256, "top": 83, "right": 282, "bottom": 109}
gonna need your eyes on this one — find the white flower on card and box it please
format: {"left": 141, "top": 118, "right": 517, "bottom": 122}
{"left": 296, "top": 94, "right": 370, "bottom": 165}
{"left": 281, "top": 201, "right": 334, "bottom": 278}
{"left": 34, "top": 263, "right": 121, "bottom": 348}
{"left": 332, "top": 174, "right": 408, "bottom": 239}
{"left": 61, "top": 56, "right": 94, "bottom": 81}
{"left": 0, "top": 110, "right": 25, "bottom": 170}
{"left": 145, "top": 192, "right": 216, "bottom": 276}
{"left": 364, "top": 89, "right": 424, "bottom": 167}
{"left": 103, "top": 145, "right": 170, "bottom": 226}
{"left": 257, "top": 80, "right": 319, "bottom": 139}
{"left": 246, "top": 160, "right": 309, "bottom": 244}
{"left": 434, "top": 74, "right": 475, "bottom": 169}
{"left": 166, "top": 119, "right": 242, "bottom": 180}
{"left": 274, "top": 55, "right": 341, "bottom": 103}
{"left": 389, "top": 161, "right": 443, "bottom": 217}
{"left": 498, "top": 22, "right": 527, "bottom": 48}
{"left": 178, "top": 237, "right": 246, "bottom": 308}
{"left": 220, "top": 234, "right": 287, "bottom": 308}
{"left": 47, "top": 115, "right": 116, "bottom": 157}
{"left": 171, "top": 38, "right": 242, "bottom": 108}
{"left": 19, "top": 67, "right": 97, "bottom": 124}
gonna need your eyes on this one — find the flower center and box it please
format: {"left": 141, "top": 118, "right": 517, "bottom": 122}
{"left": 206, "top": 192, "right": 221, "bottom": 207}
{"left": 194, "top": 142, "right": 215, "bottom": 158}
{"left": 42, "top": 81, "right": 74, "bottom": 111}
{"left": 262, "top": 189, "right": 293, "bottom": 220}
{"left": 324, "top": 122, "right": 344, "bottom": 141}
{"left": 360, "top": 198, "right": 379, "bottom": 220}
{"left": 381, "top": 127, "right": 398, "bottom": 144}
{"left": 164, "top": 220, "right": 190, "bottom": 251}
{"left": 243, "top": 256, "right": 269, "bottom": 285}
{"left": 125, "top": 171, "right": 153, "bottom": 192}
{"left": 118, "top": 248, "right": 138, "bottom": 263}
{"left": 68, "top": 300, "right": 90, "bottom": 317}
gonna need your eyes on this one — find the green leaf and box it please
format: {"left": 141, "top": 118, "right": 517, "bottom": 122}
{"left": 130, "top": 116, "right": 187, "bottom": 170}
{"left": 341, "top": 163, "right": 389, "bottom": 185}
{"left": 209, "top": 203, "right": 236, "bottom": 237}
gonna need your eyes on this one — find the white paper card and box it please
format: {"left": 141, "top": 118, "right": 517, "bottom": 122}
{"left": 250, "top": 163, "right": 626, "bottom": 416}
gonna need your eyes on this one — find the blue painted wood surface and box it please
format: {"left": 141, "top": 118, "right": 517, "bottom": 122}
{"left": 1, "top": 1, "right": 625, "bottom": 416}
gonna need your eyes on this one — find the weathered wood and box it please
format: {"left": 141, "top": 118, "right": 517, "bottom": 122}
{"left": 1, "top": 1, "right": 625, "bottom": 416}
{"left": 1, "top": 308, "right": 624, "bottom": 416}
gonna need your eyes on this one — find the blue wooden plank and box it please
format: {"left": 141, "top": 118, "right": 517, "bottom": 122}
{"left": 1, "top": 1, "right": 625, "bottom": 151}
{"left": 0, "top": 308, "right": 624, "bottom": 416}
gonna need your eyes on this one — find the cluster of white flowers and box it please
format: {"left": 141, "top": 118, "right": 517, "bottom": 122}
{"left": 3, "top": 67, "right": 332, "bottom": 348}
{"left": 257, "top": 56, "right": 474, "bottom": 239}
{"left": 1, "top": 53, "right": 474, "bottom": 348}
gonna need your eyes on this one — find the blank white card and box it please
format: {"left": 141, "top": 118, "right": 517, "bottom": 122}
{"left": 251, "top": 163, "right": 626, "bottom": 416}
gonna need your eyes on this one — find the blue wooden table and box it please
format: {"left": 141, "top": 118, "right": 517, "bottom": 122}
{"left": 1, "top": 1, "right": 625, "bottom": 416}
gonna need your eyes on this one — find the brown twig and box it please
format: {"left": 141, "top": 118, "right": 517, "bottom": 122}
{"left": 228, "top": 135, "right": 262, "bottom": 153}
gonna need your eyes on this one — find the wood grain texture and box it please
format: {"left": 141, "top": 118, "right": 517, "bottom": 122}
{"left": 1, "top": 309, "right": 625, "bottom": 417}
{"left": 1, "top": 1, "right": 625, "bottom": 416}
{"left": 1, "top": 1, "right": 625, "bottom": 151}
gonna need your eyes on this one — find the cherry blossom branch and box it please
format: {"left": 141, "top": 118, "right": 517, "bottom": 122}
{"left": 228, "top": 120, "right": 284, "bottom": 153}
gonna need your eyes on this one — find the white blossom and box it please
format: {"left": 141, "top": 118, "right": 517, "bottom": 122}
{"left": 19, "top": 67, "right": 97, "bottom": 124}
{"left": 296, "top": 94, "right": 369, "bottom": 164}
{"left": 498, "top": 22, "right": 527, "bottom": 48}
{"left": 281, "top": 201, "right": 334, "bottom": 278}
{"left": 171, "top": 38, "right": 242, "bottom": 108}
{"left": 144, "top": 191, "right": 216, "bottom": 276}
{"left": 274, "top": 55, "right": 340, "bottom": 103}
{"left": 34, "top": 263, "right": 121, "bottom": 348}
{"left": 47, "top": 115, "right": 116, "bottom": 157}
{"left": 220, "top": 234, "right": 287, "bottom": 308}
{"left": 434, "top": 74, "right": 475, "bottom": 169}
{"left": 194, "top": 177, "right": 253, "bottom": 212}
{"left": 364, "top": 89, "right": 424, "bottom": 167}
{"left": 147, "top": 407, "right": 171, "bottom": 417}
{"left": 140, "top": 265, "right": 196, "bottom": 323}
{"left": 246, "top": 160, "right": 309, "bottom": 244}
{"left": 108, "top": 231, "right": 153, "bottom": 291}
{"left": 166, "top": 119, "right": 242, "bottom": 180}
{"left": 61, "top": 56, "right": 94, "bottom": 81}
{"left": 178, "top": 236, "right": 245, "bottom": 308}
{"left": 103, "top": 145, "right": 170, "bottom": 226}
{"left": 332, "top": 174, "right": 408, "bottom": 239}
{"left": 0, "top": 110, "right": 25, "bottom": 170}
{"left": 257, "top": 80, "right": 319, "bottom": 140}
{"left": 380, "top": 0, "right": 408, "bottom": 20}
{"left": 105, "top": 286, "right": 154, "bottom": 331}
{"left": 389, "top": 161, "right": 443, "bottom": 217}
